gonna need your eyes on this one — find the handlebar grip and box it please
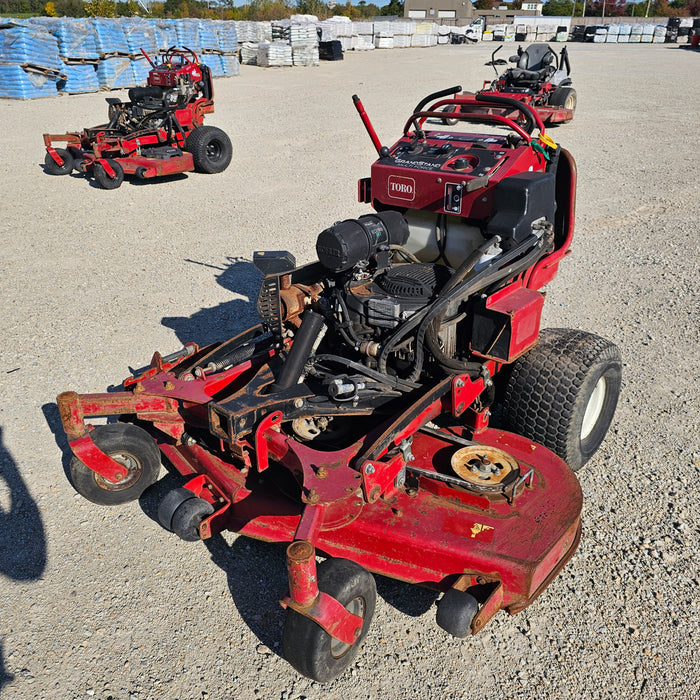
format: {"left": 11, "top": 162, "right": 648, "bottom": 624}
{"left": 413, "top": 85, "right": 463, "bottom": 115}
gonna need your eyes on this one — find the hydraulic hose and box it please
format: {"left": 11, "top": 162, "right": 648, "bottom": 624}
{"left": 270, "top": 310, "right": 325, "bottom": 393}
{"left": 378, "top": 232, "right": 550, "bottom": 380}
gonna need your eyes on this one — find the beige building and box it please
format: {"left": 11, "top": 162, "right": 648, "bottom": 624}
{"left": 404, "top": 0, "right": 476, "bottom": 21}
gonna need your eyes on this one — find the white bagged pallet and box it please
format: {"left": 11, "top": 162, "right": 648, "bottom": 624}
{"left": 374, "top": 35, "right": 394, "bottom": 49}
{"left": 257, "top": 41, "right": 292, "bottom": 67}
{"left": 352, "top": 35, "right": 374, "bottom": 50}
{"left": 373, "top": 21, "right": 395, "bottom": 36}
{"left": 393, "top": 34, "right": 411, "bottom": 48}
{"left": 411, "top": 33, "right": 431, "bottom": 47}
{"left": 292, "top": 42, "right": 319, "bottom": 66}
{"left": 353, "top": 21, "right": 373, "bottom": 36}
{"left": 240, "top": 42, "right": 258, "bottom": 65}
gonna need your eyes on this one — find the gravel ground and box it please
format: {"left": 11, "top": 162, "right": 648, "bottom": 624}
{"left": 0, "top": 42, "right": 698, "bottom": 700}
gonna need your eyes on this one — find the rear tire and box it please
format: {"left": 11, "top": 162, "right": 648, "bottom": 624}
{"left": 69, "top": 424, "right": 161, "bottom": 505}
{"left": 500, "top": 328, "right": 621, "bottom": 472}
{"left": 283, "top": 558, "right": 376, "bottom": 682}
{"left": 440, "top": 105, "right": 459, "bottom": 126}
{"left": 186, "top": 126, "right": 232, "bottom": 174}
{"left": 44, "top": 148, "right": 74, "bottom": 175}
{"left": 549, "top": 86, "right": 577, "bottom": 111}
{"left": 93, "top": 159, "right": 124, "bottom": 189}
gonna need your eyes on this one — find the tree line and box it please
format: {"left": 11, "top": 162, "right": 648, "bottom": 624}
{"left": 1, "top": 0, "right": 404, "bottom": 20}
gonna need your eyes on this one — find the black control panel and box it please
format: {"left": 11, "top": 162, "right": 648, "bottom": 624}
{"left": 389, "top": 138, "right": 507, "bottom": 178}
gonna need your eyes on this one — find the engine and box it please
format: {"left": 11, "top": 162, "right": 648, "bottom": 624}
{"left": 255, "top": 208, "right": 553, "bottom": 395}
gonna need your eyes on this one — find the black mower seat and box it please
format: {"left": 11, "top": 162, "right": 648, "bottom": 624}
{"left": 517, "top": 43, "right": 555, "bottom": 72}
{"left": 128, "top": 85, "right": 164, "bottom": 104}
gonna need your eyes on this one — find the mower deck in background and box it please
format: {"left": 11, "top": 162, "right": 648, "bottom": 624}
{"left": 56, "top": 88, "right": 620, "bottom": 682}
{"left": 43, "top": 47, "right": 232, "bottom": 189}
{"left": 445, "top": 44, "right": 576, "bottom": 127}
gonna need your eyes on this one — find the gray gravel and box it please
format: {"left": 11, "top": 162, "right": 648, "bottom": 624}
{"left": 0, "top": 42, "right": 698, "bottom": 700}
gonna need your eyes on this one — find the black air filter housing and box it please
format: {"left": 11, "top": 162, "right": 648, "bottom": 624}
{"left": 316, "top": 210, "right": 409, "bottom": 272}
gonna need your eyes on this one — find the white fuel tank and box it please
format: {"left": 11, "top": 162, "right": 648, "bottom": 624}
{"left": 403, "top": 210, "right": 485, "bottom": 268}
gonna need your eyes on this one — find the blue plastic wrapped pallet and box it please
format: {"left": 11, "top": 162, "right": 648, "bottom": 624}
{"left": 92, "top": 18, "right": 128, "bottom": 56}
{"left": 122, "top": 18, "right": 158, "bottom": 56}
{"left": 0, "top": 64, "right": 59, "bottom": 98}
{"left": 153, "top": 19, "right": 178, "bottom": 52}
{"left": 222, "top": 54, "right": 240, "bottom": 76}
{"left": 203, "top": 53, "right": 225, "bottom": 77}
{"left": 31, "top": 18, "right": 99, "bottom": 61}
{"left": 216, "top": 20, "right": 239, "bottom": 54}
{"left": 96, "top": 56, "right": 133, "bottom": 89}
{"left": 197, "top": 20, "right": 219, "bottom": 52}
{"left": 0, "top": 24, "right": 63, "bottom": 73}
{"left": 58, "top": 63, "right": 99, "bottom": 94}
{"left": 174, "top": 19, "right": 200, "bottom": 53}
{"left": 131, "top": 56, "right": 151, "bottom": 84}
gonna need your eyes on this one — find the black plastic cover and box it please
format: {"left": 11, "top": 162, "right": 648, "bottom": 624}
{"left": 486, "top": 172, "right": 556, "bottom": 249}
{"left": 316, "top": 210, "right": 409, "bottom": 272}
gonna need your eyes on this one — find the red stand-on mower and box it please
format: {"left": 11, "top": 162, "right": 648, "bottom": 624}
{"left": 56, "top": 88, "right": 620, "bottom": 682}
{"left": 43, "top": 47, "right": 232, "bottom": 189}
{"left": 445, "top": 44, "right": 576, "bottom": 127}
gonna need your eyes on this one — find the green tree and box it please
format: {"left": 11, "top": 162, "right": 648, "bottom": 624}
{"left": 542, "top": 0, "right": 573, "bottom": 13}
{"left": 84, "top": 0, "right": 117, "bottom": 16}
{"left": 379, "top": 0, "right": 403, "bottom": 15}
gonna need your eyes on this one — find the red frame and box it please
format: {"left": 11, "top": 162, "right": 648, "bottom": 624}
{"left": 56, "top": 91, "right": 582, "bottom": 650}
{"left": 43, "top": 49, "right": 215, "bottom": 182}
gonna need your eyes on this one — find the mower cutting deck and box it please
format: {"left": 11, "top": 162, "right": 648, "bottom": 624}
{"left": 56, "top": 88, "right": 620, "bottom": 681}
{"left": 43, "top": 47, "right": 232, "bottom": 189}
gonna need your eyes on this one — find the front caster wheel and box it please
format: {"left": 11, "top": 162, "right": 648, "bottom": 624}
{"left": 69, "top": 423, "right": 161, "bottom": 505}
{"left": 44, "top": 148, "right": 74, "bottom": 175}
{"left": 282, "top": 558, "right": 376, "bottom": 682}
{"left": 93, "top": 159, "right": 124, "bottom": 189}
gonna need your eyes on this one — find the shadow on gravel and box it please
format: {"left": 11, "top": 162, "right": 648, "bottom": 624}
{"left": 161, "top": 257, "right": 262, "bottom": 347}
{"left": 0, "top": 426, "right": 46, "bottom": 582}
{"left": 374, "top": 576, "right": 439, "bottom": 618}
{"left": 0, "top": 641, "right": 14, "bottom": 694}
{"left": 42, "top": 403, "right": 72, "bottom": 482}
{"left": 205, "top": 535, "right": 288, "bottom": 657}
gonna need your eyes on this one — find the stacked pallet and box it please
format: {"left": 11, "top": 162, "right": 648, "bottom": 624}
{"left": 257, "top": 41, "right": 293, "bottom": 67}
{"left": 0, "top": 22, "right": 64, "bottom": 98}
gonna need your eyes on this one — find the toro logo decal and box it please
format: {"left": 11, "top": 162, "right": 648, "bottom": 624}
{"left": 388, "top": 176, "right": 415, "bottom": 201}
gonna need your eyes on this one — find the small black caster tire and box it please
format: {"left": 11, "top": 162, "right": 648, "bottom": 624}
{"left": 283, "top": 558, "right": 376, "bottom": 682}
{"left": 93, "top": 159, "right": 124, "bottom": 189}
{"left": 44, "top": 148, "right": 74, "bottom": 175}
{"left": 69, "top": 423, "right": 161, "bottom": 506}
{"left": 436, "top": 588, "right": 479, "bottom": 638}
{"left": 501, "top": 328, "right": 622, "bottom": 471}
{"left": 170, "top": 497, "right": 214, "bottom": 541}
{"left": 186, "top": 125, "right": 232, "bottom": 174}
{"left": 135, "top": 166, "right": 149, "bottom": 180}
{"left": 157, "top": 487, "right": 198, "bottom": 531}
{"left": 74, "top": 159, "right": 87, "bottom": 174}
